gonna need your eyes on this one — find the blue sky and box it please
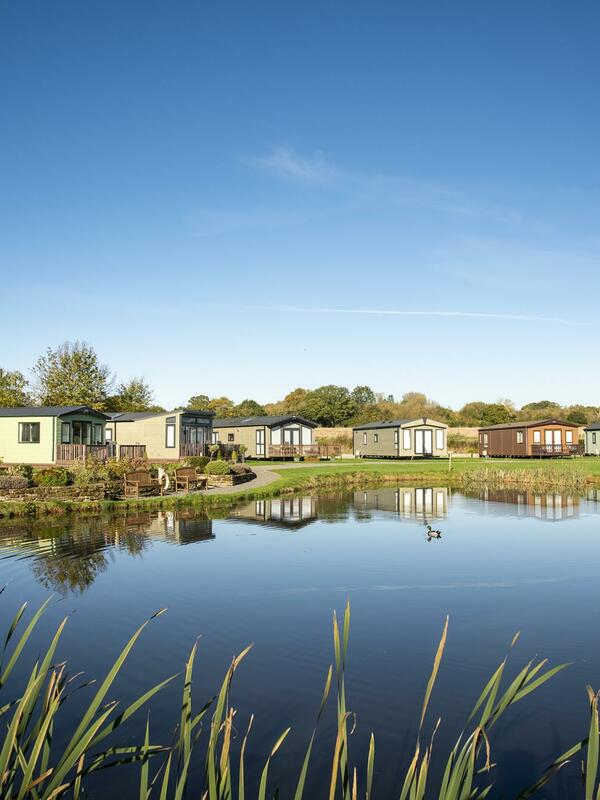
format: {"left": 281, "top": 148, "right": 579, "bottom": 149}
{"left": 1, "top": 0, "right": 599, "bottom": 410}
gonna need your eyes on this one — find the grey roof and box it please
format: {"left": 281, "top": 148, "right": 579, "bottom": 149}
{"left": 584, "top": 422, "right": 600, "bottom": 431}
{"left": 108, "top": 409, "right": 213, "bottom": 423}
{"left": 106, "top": 411, "right": 159, "bottom": 422}
{"left": 353, "top": 418, "right": 412, "bottom": 431}
{"left": 479, "top": 418, "right": 579, "bottom": 431}
{"left": 353, "top": 417, "right": 447, "bottom": 431}
{"left": 213, "top": 415, "right": 317, "bottom": 428}
{"left": 0, "top": 406, "right": 109, "bottom": 419}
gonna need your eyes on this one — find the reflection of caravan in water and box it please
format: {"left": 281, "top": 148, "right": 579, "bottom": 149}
{"left": 230, "top": 497, "right": 318, "bottom": 529}
{"left": 476, "top": 488, "right": 579, "bottom": 522}
{"left": 130, "top": 511, "right": 215, "bottom": 544}
{"left": 354, "top": 487, "right": 448, "bottom": 520}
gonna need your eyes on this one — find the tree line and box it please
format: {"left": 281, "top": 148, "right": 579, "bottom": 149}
{"left": 1, "top": 341, "right": 598, "bottom": 427}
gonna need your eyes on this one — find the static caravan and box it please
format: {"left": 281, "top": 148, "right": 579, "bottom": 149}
{"left": 0, "top": 406, "right": 108, "bottom": 465}
{"left": 478, "top": 419, "right": 581, "bottom": 458}
{"left": 106, "top": 410, "right": 213, "bottom": 461}
{"left": 584, "top": 423, "right": 600, "bottom": 456}
{"left": 212, "top": 415, "right": 318, "bottom": 459}
{"left": 353, "top": 418, "right": 448, "bottom": 458}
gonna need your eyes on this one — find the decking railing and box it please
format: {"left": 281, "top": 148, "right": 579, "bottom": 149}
{"left": 56, "top": 444, "right": 110, "bottom": 464}
{"left": 531, "top": 443, "right": 583, "bottom": 457}
{"left": 119, "top": 445, "right": 147, "bottom": 460}
{"left": 268, "top": 444, "right": 342, "bottom": 459}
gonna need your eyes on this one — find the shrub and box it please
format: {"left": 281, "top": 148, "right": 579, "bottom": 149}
{"left": 204, "top": 460, "right": 231, "bottom": 476}
{"left": 231, "top": 464, "right": 253, "bottom": 475}
{"left": 185, "top": 456, "right": 209, "bottom": 472}
{"left": 33, "top": 467, "right": 73, "bottom": 487}
{"left": 103, "top": 458, "right": 148, "bottom": 480}
{"left": 0, "top": 475, "right": 29, "bottom": 490}
{"left": 8, "top": 464, "right": 34, "bottom": 483}
{"left": 231, "top": 450, "right": 239, "bottom": 463}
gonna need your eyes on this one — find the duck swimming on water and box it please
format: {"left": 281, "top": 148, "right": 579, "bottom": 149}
{"left": 426, "top": 524, "right": 442, "bottom": 540}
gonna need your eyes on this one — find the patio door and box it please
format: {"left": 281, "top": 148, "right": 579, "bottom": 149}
{"left": 553, "top": 430, "right": 562, "bottom": 449}
{"left": 415, "top": 430, "right": 433, "bottom": 455}
{"left": 283, "top": 428, "right": 300, "bottom": 445}
{"left": 256, "top": 429, "right": 265, "bottom": 457}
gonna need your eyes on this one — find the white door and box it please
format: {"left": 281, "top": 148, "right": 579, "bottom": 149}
{"left": 544, "top": 430, "right": 553, "bottom": 449}
{"left": 415, "top": 430, "right": 423, "bottom": 455}
{"left": 423, "top": 430, "right": 433, "bottom": 455}
{"left": 553, "top": 430, "right": 562, "bottom": 446}
{"left": 256, "top": 429, "right": 265, "bottom": 456}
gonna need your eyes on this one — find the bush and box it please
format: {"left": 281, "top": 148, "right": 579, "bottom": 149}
{"left": 185, "top": 456, "right": 209, "bottom": 472}
{"left": 0, "top": 475, "right": 29, "bottom": 490}
{"left": 230, "top": 464, "right": 253, "bottom": 475}
{"left": 204, "top": 460, "right": 231, "bottom": 476}
{"left": 33, "top": 467, "right": 74, "bottom": 487}
{"left": 103, "top": 458, "right": 148, "bottom": 480}
{"left": 231, "top": 450, "right": 239, "bottom": 463}
{"left": 8, "top": 464, "right": 34, "bottom": 483}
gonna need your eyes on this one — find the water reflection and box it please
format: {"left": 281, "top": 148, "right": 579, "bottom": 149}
{"left": 353, "top": 486, "right": 448, "bottom": 520}
{"left": 3, "top": 485, "right": 600, "bottom": 596}
{"left": 230, "top": 497, "right": 318, "bottom": 529}
{"left": 466, "top": 488, "right": 580, "bottom": 521}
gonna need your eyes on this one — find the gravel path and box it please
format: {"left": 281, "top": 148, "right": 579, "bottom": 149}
{"left": 199, "top": 466, "right": 281, "bottom": 495}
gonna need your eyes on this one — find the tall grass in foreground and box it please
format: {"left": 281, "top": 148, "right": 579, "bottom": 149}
{"left": 461, "top": 466, "right": 590, "bottom": 493}
{"left": 1, "top": 593, "right": 599, "bottom": 799}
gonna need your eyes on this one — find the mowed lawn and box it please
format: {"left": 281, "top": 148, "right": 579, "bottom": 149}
{"left": 239, "top": 456, "right": 600, "bottom": 496}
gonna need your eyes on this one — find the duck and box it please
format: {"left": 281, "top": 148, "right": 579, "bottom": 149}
{"left": 426, "top": 524, "right": 442, "bottom": 539}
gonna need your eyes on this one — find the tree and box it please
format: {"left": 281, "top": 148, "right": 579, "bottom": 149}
{"left": 187, "top": 394, "right": 210, "bottom": 409}
{"left": 351, "top": 385, "right": 376, "bottom": 407}
{"left": 300, "top": 385, "right": 357, "bottom": 427}
{"left": 480, "top": 403, "right": 517, "bottom": 426}
{"left": 106, "top": 377, "right": 155, "bottom": 412}
{"left": 206, "top": 396, "right": 235, "bottom": 417}
{"left": 32, "top": 341, "right": 112, "bottom": 410}
{"left": 234, "top": 399, "right": 266, "bottom": 417}
{"left": 0, "top": 368, "right": 30, "bottom": 406}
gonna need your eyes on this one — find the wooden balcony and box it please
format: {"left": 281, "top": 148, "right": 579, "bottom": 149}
{"left": 268, "top": 444, "right": 342, "bottom": 460}
{"left": 531, "top": 443, "right": 583, "bottom": 457}
{"left": 56, "top": 444, "right": 110, "bottom": 464}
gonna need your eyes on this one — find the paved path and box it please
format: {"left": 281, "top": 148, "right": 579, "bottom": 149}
{"left": 199, "top": 466, "right": 281, "bottom": 495}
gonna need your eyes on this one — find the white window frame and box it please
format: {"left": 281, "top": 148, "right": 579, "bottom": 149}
{"left": 516, "top": 431, "right": 524, "bottom": 444}
{"left": 402, "top": 429, "right": 411, "bottom": 450}
{"left": 373, "top": 433, "right": 378, "bottom": 443}
{"left": 165, "top": 422, "right": 176, "bottom": 448}
{"left": 533, "top": 430, "right": 541, "bottom": 443}
{"left": 566, "top": 430, "right": 573, "bottom": 444}
{"left": 435, "top": 429, "right": 444, "bottom": 450}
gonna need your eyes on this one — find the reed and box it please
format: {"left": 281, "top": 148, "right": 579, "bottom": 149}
{"left": 1, "top": 594, "right": 598, "bottom": 798}
{"left": 461, "top": 466, "right": 590, "bottom": 493}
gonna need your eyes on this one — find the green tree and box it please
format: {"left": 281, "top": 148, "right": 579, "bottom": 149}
{"left": 234, "top": 398, "right": 266, "bottom": 417}
{"left": 0, "top": 368, "right": 30, "bottom": 406}
{"left": 106, "top": 377, "right": 155, "bottom": 412}
{"left": 32, "top": 341, "right": 112, "bottom": 410}
{"left": 480, "top": 403, "right": 517, "bottom": 426}
{"left": 206, "top": 396, "right": 235, "bottom": 417}
{"left": 187, "top": 394, "right": 210, "bottom": 409}
{"left": 351, "top": 385, "right": 376, "bottom": 407}
{"left": 300, "top": 385, "right": 357, "bottom": 426}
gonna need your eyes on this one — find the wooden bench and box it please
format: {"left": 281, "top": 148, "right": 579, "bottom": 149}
{"left": 173, "top": 467, "right": 207, "bottom": 493}
{"left": 124, "top": 470, "right": 163, "bottom": 498}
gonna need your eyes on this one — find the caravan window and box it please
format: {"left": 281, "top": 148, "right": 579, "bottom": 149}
{"left": 403, "top": 429, "right": 411, "bottom": 449}
{"left": 61, "top": 423, "right": 70, "bottom": 443}
{"left": 373, "top": 433, "right": 378, "bottom": 443}
{"left": 516, "top": 431, "right": 524, "bottom": 444}
{"left": 566, "top": 430, "right": 573, "bottom": 444}
{"left": 19, "top": 422, "right": 40, "bottom": 443}
{"left": 363, "top": 432, "right": 367, "bottom": 445}
{"left": 165, "top": 417, "right": 176, "bottom": 448}
{"left": 435, "top": 429, "right": 444, "bottom": 450}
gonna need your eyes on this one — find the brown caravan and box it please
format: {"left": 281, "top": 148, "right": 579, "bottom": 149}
{"left": 478, "top": 419, "right": 582, "bottom": 458}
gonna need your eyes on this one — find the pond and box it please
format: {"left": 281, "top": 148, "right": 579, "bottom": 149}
{"left": 2, "top": 485, "right": 600, "bottom": 798}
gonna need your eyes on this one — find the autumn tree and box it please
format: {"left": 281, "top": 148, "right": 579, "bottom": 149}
{"left": 32, "top": 341, "right": 112, "bottom": 410}
{"left": 0, "top": 368, "right": 30, "bottom": 406}
{"left": 106, "top": 377, "right": 157, "bottom": 412}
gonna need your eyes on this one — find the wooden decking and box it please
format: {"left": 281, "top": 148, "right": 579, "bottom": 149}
{"left": 56, "top": 444, "right": 110, "bottom": 464}
{"left": 531, "top": 444, "right": 583, "bottom": 457}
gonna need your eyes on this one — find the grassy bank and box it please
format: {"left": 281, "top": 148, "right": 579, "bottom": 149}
{"left": 2, "top": 458, "right": 600, "bottom": 519}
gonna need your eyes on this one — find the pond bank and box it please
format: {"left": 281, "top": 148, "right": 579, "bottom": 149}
{"left": 1, "top": 460, "right": 599, "bottom": 519}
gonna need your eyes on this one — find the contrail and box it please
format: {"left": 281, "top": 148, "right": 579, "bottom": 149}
{"left": 235, "top": 305, "right": 595, "bottom": 326}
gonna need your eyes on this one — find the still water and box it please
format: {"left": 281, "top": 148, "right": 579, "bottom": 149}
{"left": 2, "top": 486, "right": 600, "bottom": 798}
